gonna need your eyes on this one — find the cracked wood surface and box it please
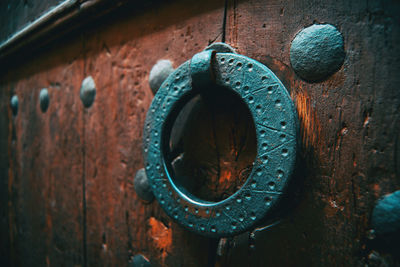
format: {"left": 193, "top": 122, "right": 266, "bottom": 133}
{"left": 1, "top": 0, "right": 400, "bottom": 266}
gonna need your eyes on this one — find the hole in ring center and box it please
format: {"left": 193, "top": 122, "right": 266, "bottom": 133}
{"left": 162, "top": 83, "right": 257, "bottom": 202}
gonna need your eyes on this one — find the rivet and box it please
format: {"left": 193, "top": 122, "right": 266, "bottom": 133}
{"left": 371, "top": 190, "right": 400, "bottom": 245}
{"left": 39, "top": 88, "right": 50, "bottom": 112}
{"left": 290, "top": 24, "right": 345, "bottom": 82}
{"left": 10, "top": 95, "right": 18, "bottom": 116}
{"left": 148, "top": 60, "right": 174, "bottom": 95}
{"left": 80, "top": 76, "right": 96, "bottom": 108}
{"left": 130, "top": 254, "right": 151, "bottom": 267}
{"left": 134, "top": 168, "right": 154, "bottom": 203}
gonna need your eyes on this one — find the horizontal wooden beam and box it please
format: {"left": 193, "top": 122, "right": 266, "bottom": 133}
{"left": 0, "top": 0, "right": 131, "bottom": 60}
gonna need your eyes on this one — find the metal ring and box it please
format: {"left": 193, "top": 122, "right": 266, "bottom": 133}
{"left": 143, "top": 51, "right": 298, "bottom": 237}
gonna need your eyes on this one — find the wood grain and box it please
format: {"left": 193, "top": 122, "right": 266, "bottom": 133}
{"left": 222, "top": 0, "right": 400, "bottom": 265}
{"left": 3, "top": 37, "right": 86, "bottom": 266}
{"left": 81, "top": 0, "right": 225, "bottom": 266}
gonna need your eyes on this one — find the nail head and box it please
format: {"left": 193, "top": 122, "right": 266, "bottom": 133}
{"left": 39, "top": 88, "right": 50, "bottom": 112}
{"left": 80, "top": 76, "right": 96, "bottom": 108}
{"left": 149, "top": 60, "right": 174, "bottom": 95}
{"left": 10, "top": 95, "right": 18, "bottom": 116}
{"left": 290, "top": 24, "right": 345, "bottom": 82}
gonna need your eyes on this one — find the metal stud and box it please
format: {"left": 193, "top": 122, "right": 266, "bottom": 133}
{"left": 134, "top": 168, "right": 154, "bottom": 203}
{"left": 80, "top": 76, "right": 96, "bottom": 108}
{"left": 290, "top": 24, "right": 345, "bottom": 82}
{"left": 148, "top": 60, "right": 174, "bottom": 95}
{"left": 10, "top": 95, "right": 18, "bottom": 116}
{"left": 371, "top": 190, "right": 400, "bottom": 245}
{"left": 39, "top": 88, "right": 50, "bottom": 112}
{"left": 129, "top": 254, "right": 151, "bottom": 267}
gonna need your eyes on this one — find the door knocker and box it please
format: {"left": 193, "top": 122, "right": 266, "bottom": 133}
{"left": 143, "top": 43, "right": 298, "bottom": 237}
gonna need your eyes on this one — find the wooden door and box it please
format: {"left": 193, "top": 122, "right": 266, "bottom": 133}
{"left": 0, "top": 0, "right": 399, "bottom": 266}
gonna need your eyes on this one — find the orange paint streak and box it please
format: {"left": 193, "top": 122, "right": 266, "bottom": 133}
{"left": 291, "top": 88, "right": 323, "bottom": 153}
{"left": 148, "top": 217, "right": 172, "bottom": 263}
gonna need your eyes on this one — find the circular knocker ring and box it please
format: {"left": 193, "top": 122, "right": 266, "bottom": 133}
{"left": 143, "top": 46, "right": 298, "bottom": 237}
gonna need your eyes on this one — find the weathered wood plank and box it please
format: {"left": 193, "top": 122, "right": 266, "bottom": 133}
{"left": 222, "top": 0, "right": 400, "bottom": 265}
{"left": 81, "top": 0, "right": 226, "bottom": 266}
{"left": 0, "top": 83, "right": 11, "bottom": 266}
{"left": 4, "top": 37, "right": 86, "bottom": 266}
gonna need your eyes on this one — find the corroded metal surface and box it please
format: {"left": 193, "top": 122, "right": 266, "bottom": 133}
{"left": 143, "top": 48, "right": 298, "bottom": 237}
{"left": 290, "top": 24, "right": 345, "bottom": 82}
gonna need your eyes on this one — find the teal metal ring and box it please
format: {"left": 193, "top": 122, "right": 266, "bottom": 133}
{"left": 143, "top": 50, "right": 298, "bottom": 237}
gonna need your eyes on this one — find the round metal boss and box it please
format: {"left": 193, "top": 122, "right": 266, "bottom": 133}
{"left": 143, "top": 49, "right": 298, "bottom": 237}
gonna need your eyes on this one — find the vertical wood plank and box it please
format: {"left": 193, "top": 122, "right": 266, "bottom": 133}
{"left": 82, "top": 1, "right": 226, "bottom": 266}
{"left": 4, "top": 37, "right": 86, "bottom": 266}
{"left": 223, "top": 0, "right": 400, "bottom": 265}
{"left": 0, "top": 83, "right": 11, "bottom": 266}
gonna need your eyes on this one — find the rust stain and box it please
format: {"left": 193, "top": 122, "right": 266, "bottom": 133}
{"left": 291, "top": 87, "right": 323, "bottom": 154}
{"left": 148, "top": 217, "right": 172, "bottom": 263}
